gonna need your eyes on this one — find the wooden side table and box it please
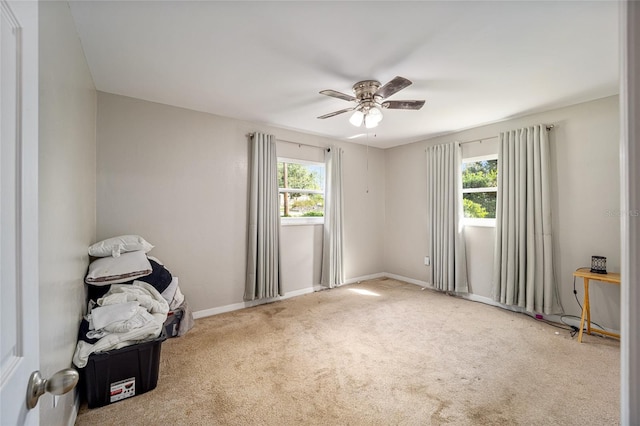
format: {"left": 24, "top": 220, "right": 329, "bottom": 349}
{"left": 573, "top": 268, "right": 621, "bottom": 343}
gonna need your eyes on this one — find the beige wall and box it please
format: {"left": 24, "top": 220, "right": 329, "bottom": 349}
{"left": 38, "top": 1, "right": 96, "bottom": 424}
{"left": 97, "top": 93, "right": 619, "bottom": 330}
{"left": 385, "top": 96, "right": 621, "bottom": 330}
{"left": 96, "top": 93, "right": 385, "bottom": 313}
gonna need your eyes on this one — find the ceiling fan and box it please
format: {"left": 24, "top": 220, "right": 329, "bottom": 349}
{"left": 317, "top": 76, "right": 425, "bottom": 129}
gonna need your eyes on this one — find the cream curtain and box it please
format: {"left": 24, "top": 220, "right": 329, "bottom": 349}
{"left": 321, "top": 146, "right": 344, "bottom": 288}
{"left": 245, "top": 133, "right": 282, "bottom": 301}
{"left": 493, "top": 124, "right": 561, "bottom": 314}
{"left": 426, "top": 142, "right": 468, "bottom": 293}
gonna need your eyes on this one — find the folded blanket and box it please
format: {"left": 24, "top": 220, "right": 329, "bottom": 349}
{"left": 102, "top": 308, "right": 156, "bottom": 333}
{"left": 98, "top": 283, "right": 169, "bottom": 314}
{"left": 91, "top": 301, "right": 140, "bottom": 331}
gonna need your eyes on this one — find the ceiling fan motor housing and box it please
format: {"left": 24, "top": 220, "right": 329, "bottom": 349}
{"left": 353, "top": 80, "right": 381, "bottom": 111}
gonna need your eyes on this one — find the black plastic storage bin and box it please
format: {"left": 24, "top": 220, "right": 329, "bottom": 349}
{"left": 80, "top": 331, "right": 167, "bottom": 408}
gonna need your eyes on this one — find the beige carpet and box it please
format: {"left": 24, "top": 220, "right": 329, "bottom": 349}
{"left": 75, "top": 278, "right": 619, "bottom": 425}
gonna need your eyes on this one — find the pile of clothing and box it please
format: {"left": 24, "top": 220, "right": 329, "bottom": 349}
{"left": 73, "top": 235, "right": 193, "bottom": 368}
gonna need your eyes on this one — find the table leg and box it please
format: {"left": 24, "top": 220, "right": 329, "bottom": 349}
{"left": 578, "top": 278, "right": 590, "bottom": 343}
{"left": 584, "top": 278, "right": 591, "bottom": 335}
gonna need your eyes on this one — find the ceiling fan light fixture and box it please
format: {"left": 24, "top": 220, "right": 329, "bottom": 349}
{"left": 364, "top": 114, "right": 379, "bottom": 128}
{"left": 368, "top": 106, "right": 383, "bottom": 122}
{"left": 349, "top": 110, "right": 364, "bottom": 127}
{"left": 364, "top": 106, "right": 383, "bottom": 128}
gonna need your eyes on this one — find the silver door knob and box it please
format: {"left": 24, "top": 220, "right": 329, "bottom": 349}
{"left": 26, "top": 368, "right": 79, "bottom": 409}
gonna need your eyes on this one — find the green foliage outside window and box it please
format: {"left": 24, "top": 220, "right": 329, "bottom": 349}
{"left": 462, "top": 160, "right": 497, "bottom": 188}
{"left": 463, "top": 198, "right": 488, "bottom": 218}
{"left": 278, "top": 163, "right": 322, "bottom": 195}
{"left": 462, "top": 159, "right": 498, "bottom": 219}
{"left": 278, "top": 161, "right": 324, "bottom": 218}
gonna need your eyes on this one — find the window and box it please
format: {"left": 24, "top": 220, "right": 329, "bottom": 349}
{"left": 277, "top": 158, "right": 325, "bottom": 225}
{"left": 462, "top": 155, "right": 498, "bottom": 226}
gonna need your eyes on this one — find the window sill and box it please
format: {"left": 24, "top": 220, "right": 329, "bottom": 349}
{"left": 463, "top": 218, "right": 496, "bottom": 228}
{"left": 281, "top": 217, "right": 324, "bottom": 226}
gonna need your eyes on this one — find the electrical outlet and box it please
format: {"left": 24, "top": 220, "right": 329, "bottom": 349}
{"left": 424, "top": 256, "right": 430, "bottom": 266}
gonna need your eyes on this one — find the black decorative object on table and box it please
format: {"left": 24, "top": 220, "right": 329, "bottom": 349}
{"left": 590, "top": 255, "right": 607, "bottom": 274}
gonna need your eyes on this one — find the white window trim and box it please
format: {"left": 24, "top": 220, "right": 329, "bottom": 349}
{"left": 462, "top": 186, "right": 497, "bottom": 194}
{"left": 464, "top": 217, "right": 497, "bottom": 228}
{"left": 278, "top": 188, "right": 324, "bottom": 195}
{"left": 278, "top": 157, "right": 324, "bottom": 168}
{"left": 463, "top": 153, "right": 497, "bottom": 163}
{"left": 280, "top": 216, "right": 324, "bottom": 226}
{"left": 278, "top": 157, "right": 325, "bottom": 226}
{"left": 462, "top": 154, "right": 498, "bottom": 228}
{"left": 461, "top": 154, "right": 498, "bottom": 166}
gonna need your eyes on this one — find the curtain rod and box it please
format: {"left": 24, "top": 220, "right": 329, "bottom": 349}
{"left": 459, "top": 125, "right": 555, "bottom": 146}
{"left": 247, "top": 133, "right": 329, "bottom": 151}
{"left": 459, "top": 135, "right": 499, "bottom": 145}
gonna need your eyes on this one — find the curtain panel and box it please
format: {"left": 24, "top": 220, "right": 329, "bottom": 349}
{"left": 245, "top": 133, "right": 282, "bottom": 301}
{"left": 426, "top": 142, "right": 468, "bottom": 293}
{"left": 492, "top": 124, "right": 561, "bottom": 314}
{"left": 321, "top": 146, "right": 345, "bottom": 288}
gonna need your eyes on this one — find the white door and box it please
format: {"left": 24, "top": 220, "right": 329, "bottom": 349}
{"left": 0, "top": 0, "right": 39, "bottom": 425}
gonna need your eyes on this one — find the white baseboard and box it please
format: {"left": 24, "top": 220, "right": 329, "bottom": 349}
{"left": 193, "top": 273, "right": 415, "bottom": 320}
{"left": 343, "top": 272, "right": 386, "bottom": 285}
{"left": 193, "top": 274, "right": 395, "bottom": 319}
{"left": 384, "top": 273, "right": 432, "bottom": 288}
{"left": 192, "top": 272, "right": 620, "bottom": 335}
{"left": 193, "top": 285, "right": 325, "bottom": 319}
{"left": 193, "top": 301, "right": 247, "bottom": 319}
{"left": 384, "top": 272, "right": 621, "bottom": 335}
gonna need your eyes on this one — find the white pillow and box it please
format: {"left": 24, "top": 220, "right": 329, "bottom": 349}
{"left": 89, "top": 235, "right": 154, "bottom": 258}
{"left": 85, "top": 250, "right": 152, "bottom": 286}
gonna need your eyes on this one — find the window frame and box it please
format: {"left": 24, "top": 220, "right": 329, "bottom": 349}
{"left": 461, "top": 154, "right": 498, "bottom": 228}
{"left": 277, "top": 157, "right": 325, "bottom": 226}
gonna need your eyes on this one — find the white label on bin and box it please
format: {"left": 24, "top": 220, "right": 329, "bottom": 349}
{"left": 110, "top": 377, "right": 136, "bottom": 402}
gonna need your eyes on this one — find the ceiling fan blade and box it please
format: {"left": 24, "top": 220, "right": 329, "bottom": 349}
{"left": 382, "top": 100, "right": 425, "bottom": 110}
{"left": 375, "top": 76, "right": 412, "bottom": 99}
{"left": 317, "top": 107, "right": 354, "bottom": 119}
{"left": 319, "top": 89, "right": 356, "bottom": 102}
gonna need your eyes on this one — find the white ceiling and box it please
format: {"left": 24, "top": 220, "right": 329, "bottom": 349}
{"left": 68, "top": 1, "right": 619, "bottom": 149}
